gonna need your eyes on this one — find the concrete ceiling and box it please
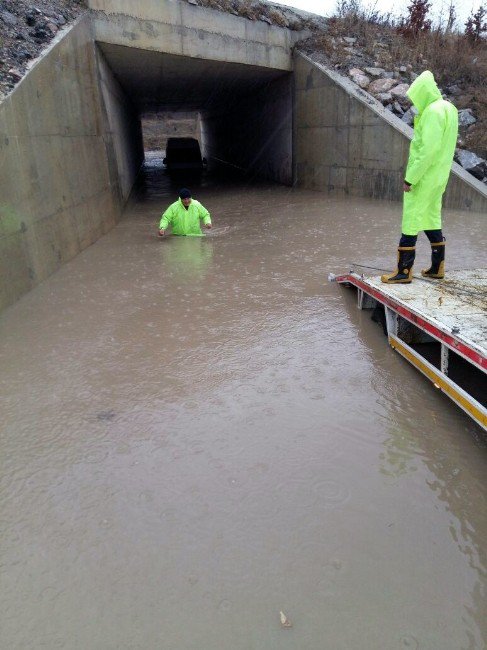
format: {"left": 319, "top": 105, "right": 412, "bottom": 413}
{"left": 97, "top": 43, "right": 289, "bottom": 113}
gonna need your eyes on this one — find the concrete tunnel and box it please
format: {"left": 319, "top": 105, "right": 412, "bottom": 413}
{"left": 96, "top": 43, "right": 294, "bottom": 193}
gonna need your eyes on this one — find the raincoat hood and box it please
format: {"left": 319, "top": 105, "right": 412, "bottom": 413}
{"left": 402, "top": 70, "right": 458, "bottom": 235}
{"left": 406, "top": 70, "right": 442, "bottom": 113}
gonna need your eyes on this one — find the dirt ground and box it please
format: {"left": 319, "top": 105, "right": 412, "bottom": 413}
{"left": 0, "top": 0, "right": 86, "bottom": 100}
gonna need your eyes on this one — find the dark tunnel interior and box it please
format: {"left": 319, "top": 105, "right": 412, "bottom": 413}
{"left": 96, "top": 42, "right": 294, "bottom": 197}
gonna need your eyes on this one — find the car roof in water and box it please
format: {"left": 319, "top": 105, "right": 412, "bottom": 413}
{"left": 166, "top": 138, "right": 200, "bottom": 149}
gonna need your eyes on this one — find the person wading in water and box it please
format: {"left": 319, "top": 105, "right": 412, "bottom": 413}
{"left": 158, "top": 188, "right": 212, "bottom": 237}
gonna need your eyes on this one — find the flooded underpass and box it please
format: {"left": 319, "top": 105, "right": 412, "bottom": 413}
{"left": 1, "top": 160, "right": 486, "bottom": 649}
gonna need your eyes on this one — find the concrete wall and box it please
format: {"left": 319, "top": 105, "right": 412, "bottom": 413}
{"left": 0, "top": 16, "right": 142, "bottom": 312}
{"left": 88, "top": 0, "right": 300, "bottom": 72}
{"left": 202, "top": 74, "right": 293, "bottom": 184}
{"left": 96, "top": 46, "right": 144, "bottom": 203}
{"left": 294, "top": 53, "right": 487, "bottom": 212}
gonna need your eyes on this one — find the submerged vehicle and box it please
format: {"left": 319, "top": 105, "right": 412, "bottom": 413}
{"left": 163, "top": 137, "right": 207, "bottom": 172}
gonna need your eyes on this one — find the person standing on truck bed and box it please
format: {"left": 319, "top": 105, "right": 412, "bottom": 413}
{"left": 381, "top": 70, "right": 458, "bottom": 284}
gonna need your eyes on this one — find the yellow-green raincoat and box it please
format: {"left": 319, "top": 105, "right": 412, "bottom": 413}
{"left": 159, "top": 198, "right": 211, "bottom": 236}
{"left": 402, "top": 71, "right": 458, "bottom": 235}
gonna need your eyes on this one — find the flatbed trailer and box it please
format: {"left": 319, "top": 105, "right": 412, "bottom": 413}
{"left": 334, "top": 269, "right": 487, "bottom": 431}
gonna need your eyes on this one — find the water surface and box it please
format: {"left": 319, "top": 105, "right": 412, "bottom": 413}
{"left": 1, "top": 160, "right": 486, "bottom": 649}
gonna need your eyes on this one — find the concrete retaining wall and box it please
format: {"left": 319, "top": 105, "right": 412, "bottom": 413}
{"left": 0, "top": 16, "right": 143, "bottom": 312}
{"left": 294, "top": 53, "right": 487, "bottom": 212}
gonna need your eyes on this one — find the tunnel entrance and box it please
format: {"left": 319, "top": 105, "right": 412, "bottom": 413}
{"left": 141, "top": 111, "right": 201, "bottom": 155}
{"left": 96, "top": 43, "right": 294, "bottom": 192}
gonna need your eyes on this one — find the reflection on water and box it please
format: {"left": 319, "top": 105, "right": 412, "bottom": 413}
{"left": 379, "top": 427, "right": 420, "bottom": 479}
{"left": 0, "top": 159, "right": 486, "bottom": 649}
{"left": 158, "top": 237, "right": 214, "bottom": 281}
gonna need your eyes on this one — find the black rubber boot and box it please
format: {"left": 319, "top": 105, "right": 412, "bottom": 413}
{"left": 421, "top": 239, "right": 445, "bottom": 279}
{"left": 381, "top": 246, "right": 416, "bottom": 284}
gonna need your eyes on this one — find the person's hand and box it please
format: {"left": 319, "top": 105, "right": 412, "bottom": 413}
{"left": 158, "top": 229, "right": 166, "bottom": 237}
{"left": 205, "top": 223, "right": 212, "bottom": 229}
{"left": 403, "top": 182, "right": 412, "bottom": 192}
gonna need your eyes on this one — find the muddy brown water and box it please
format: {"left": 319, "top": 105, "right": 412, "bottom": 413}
{"left": 1, "top": 157, "right": 486, "bottom": 649}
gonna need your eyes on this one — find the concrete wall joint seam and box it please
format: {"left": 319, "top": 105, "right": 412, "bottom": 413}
{"left": 91, "top": 11, "right": 293, "bottom": 49}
